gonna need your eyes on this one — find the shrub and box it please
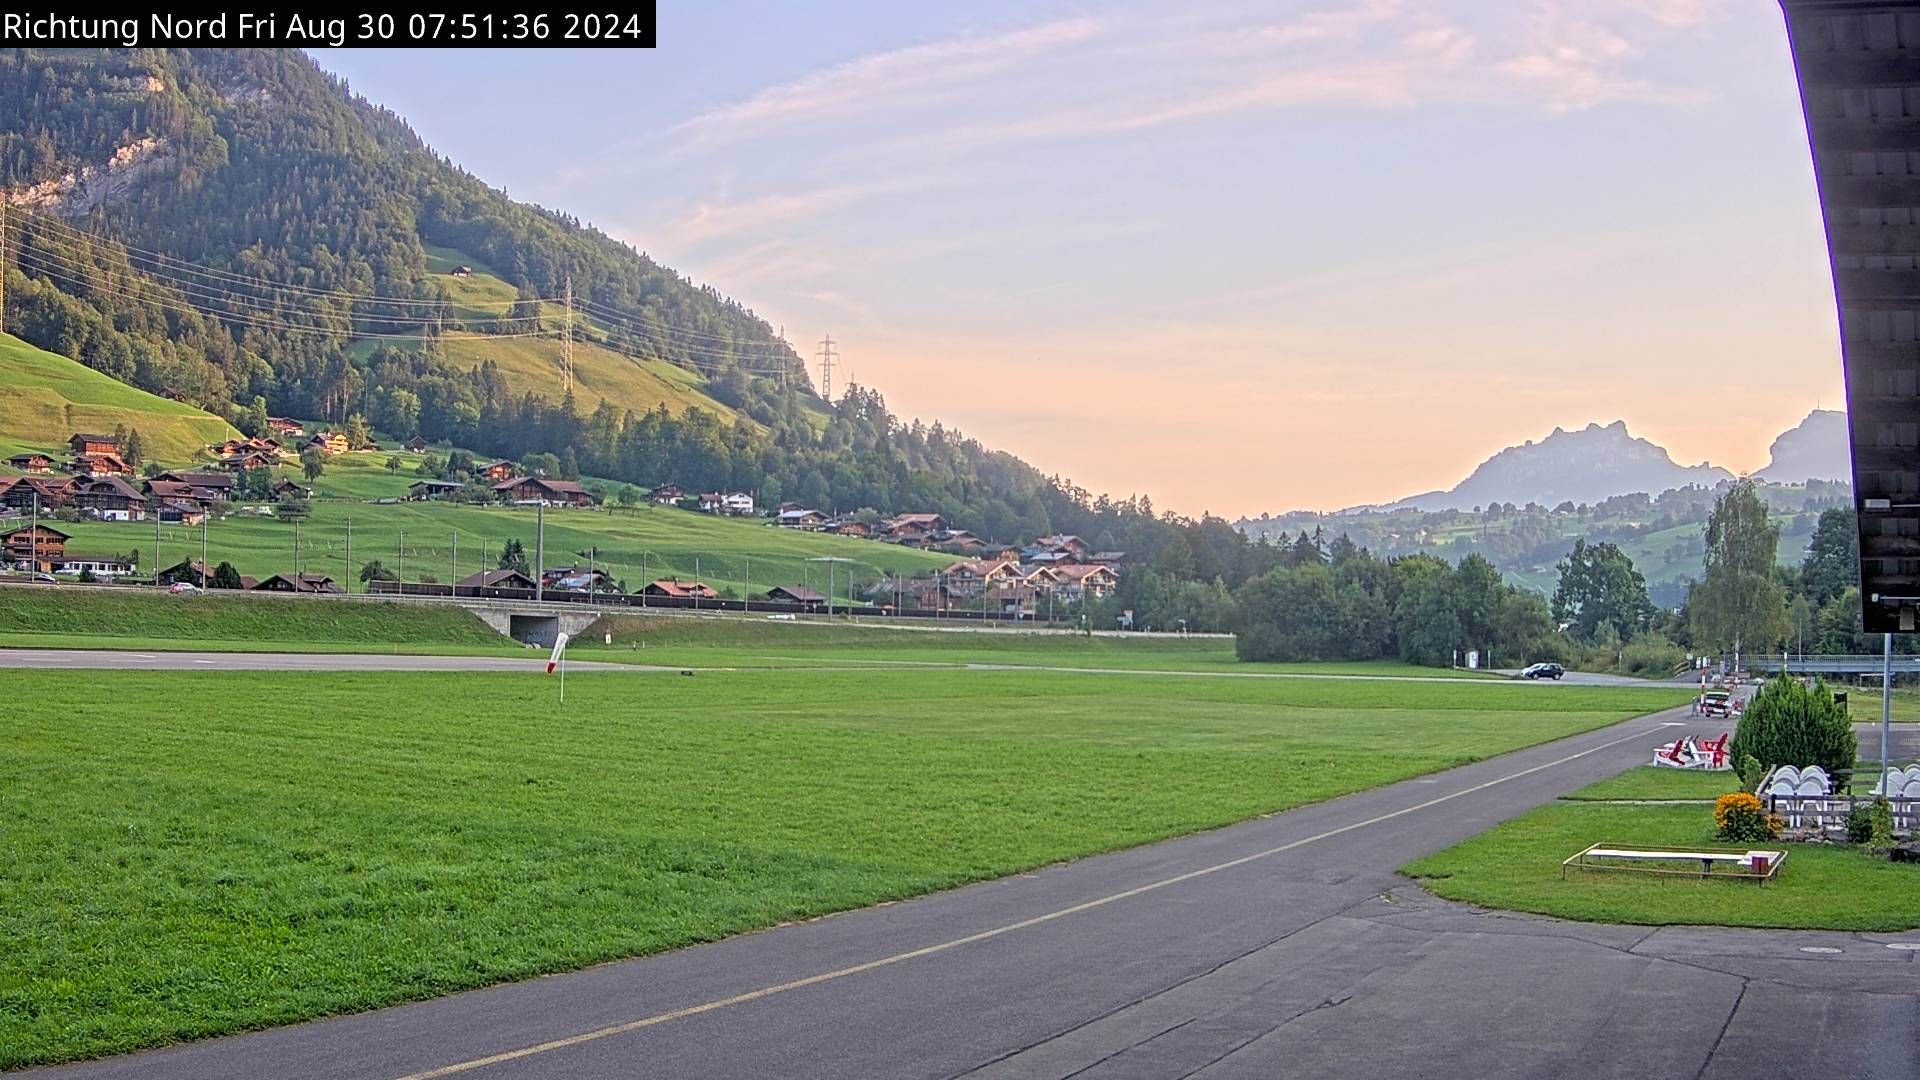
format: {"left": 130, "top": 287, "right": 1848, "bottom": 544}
{"left": 1737, "top": 753, "right": 1764, "bottom": 791}
{"left": 1847, "top": 797, "right": 1896, "bottom": 848}
{"left": 1618, "top": 633, "right": 1686, "bottom": 677}
{"left": 1714, "top": 792, "right": 1781, "bottom": 843}
{"left": 1728, "top": 675, "right": 1856, "bottom": 779}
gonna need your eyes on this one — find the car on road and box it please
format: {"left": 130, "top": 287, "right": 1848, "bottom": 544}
{"left": 1518, "top": 662, "right": 1565, "bottom": 680}
{"left": 1697, "top": 689, "right": 1735, "bottom": 718}
{"left": 168, "top": 582, "right": 201, "bottom": 595}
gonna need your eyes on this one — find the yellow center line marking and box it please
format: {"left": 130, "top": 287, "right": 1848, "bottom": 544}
{"left": 392, "top": 721, "right": 1675, "bottom": 1080}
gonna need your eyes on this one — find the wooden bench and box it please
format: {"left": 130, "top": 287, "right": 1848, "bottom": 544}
{"left": 1562, "top": 843, "right": 1785, "bottom": 881}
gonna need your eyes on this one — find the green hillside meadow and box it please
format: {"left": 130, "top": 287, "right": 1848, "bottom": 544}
{"left": 0, "top": 334, "right": 239, "bottom": 462}
{"left": 44, "top": 452, "right": 952, "bottom": 600}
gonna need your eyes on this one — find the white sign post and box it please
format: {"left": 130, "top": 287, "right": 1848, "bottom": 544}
{"left": 547, "top": 631, "right": 571, "bottom": 703}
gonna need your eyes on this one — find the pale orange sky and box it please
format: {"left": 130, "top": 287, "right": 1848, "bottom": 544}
{"left": 327, "top": 3, "right": 1847, "bottom": 517}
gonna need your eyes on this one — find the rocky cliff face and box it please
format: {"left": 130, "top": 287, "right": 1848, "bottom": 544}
{"left": 1754, "top": 409, "right": 1850, "bottom": 484}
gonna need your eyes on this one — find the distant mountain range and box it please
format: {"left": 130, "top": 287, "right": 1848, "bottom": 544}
{"left": 1334, "top": 411, "right": 1850, "bottom": 515}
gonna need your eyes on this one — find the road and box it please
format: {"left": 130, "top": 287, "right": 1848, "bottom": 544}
{"left": 22, "top": 707, "right": 1918, "bottom": 1080}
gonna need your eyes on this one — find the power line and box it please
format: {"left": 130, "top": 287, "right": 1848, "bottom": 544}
{"left": 15, "top": 209, "right": 563, "bottom": 307}
{"left": 12, "top": 224, "right": 551, "bottom": 327}
{"left": 11, "top": 255, "right": 548, "bottom": 341}
{"left": 12, "top": 243, "right": 546, "bottom": 330}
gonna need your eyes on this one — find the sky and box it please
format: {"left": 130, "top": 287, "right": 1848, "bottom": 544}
{"left": 316, "top": 0, "right": 1845, "bottom": 518}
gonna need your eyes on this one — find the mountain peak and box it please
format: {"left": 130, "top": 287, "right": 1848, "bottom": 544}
{"left": 1381, "top": 420, "right": 1733, "bottom": 512}
{"left": 1754, "top": 409, "right": 1850, "bottom": 484}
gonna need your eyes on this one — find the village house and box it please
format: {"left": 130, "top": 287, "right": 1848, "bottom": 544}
{"left": 156, "top": 559, "right": 214, "bottom": 587}
{"left": 221, "top": 450, "right": 277, "bottom": 474}
{"left": 643, "top": 578, "right": 719, "bottom": 600}
{"left": 156, "top": 502, "right": 208, "bottom": 526}
{"left": 1038, "top": 562, "right": 1120, "bottom": 600}
{"left": 404, "top": 436, "right": 430, "bottom": 453}
{"left": 765, "top": 584, "right": 825, "bottom": 605}
{"left": 825, "top": 518, "right": 873, "bottom": 539}
{"left": 2, "top": 524, "right": 69, "bottom": 571}
{"left": 252, "top": 573, "right": 343, "bottom": 594}
{"left": 303, "top": 432, "right": 350, "bottom": 455}
{"left": 68, "top": 433, "right": 119, "bottom": 457}
{"left": 648, "top": 483, "right": 686, "bottom": 505}
{"left": 1088, "top": 551, "right": 1126, "bottom": 568}
{"left": 55, "top": 552, "right": 134, "bottom": 577}
{"left": 1031, "top": 534, "right": 1091, "bottom": 561}
{"left": 450, "top": 265, "right": 474, "bottom": 278}
{"left": 153, "top": 471, "right": 236, "bottom": 502}
{"left": 477, "top": 460, "right": 517, "bottom": 481}
{"left": 408, "top": 479, "right": 464, "bottom": 501}
{"left": 941, "top": 557, "right": 1025, "bottom": 598}
{"left": 266, "top": 417, "right": 305, "bottom": 438}
{"left": 774, "top": 508, "right": 829, "bottom": 530}
{"left": 270, "top": 479, "right": 312, "bottom": 501}
{"left": 882, "top": 512, "right": 946, "bottom": 543}
{"left": 455, "top": 568, "right": 538, "bottom": 592}
{"left": 69, "top": 476, "right": 148, "bottom": 521}
{"left": 70, "top": 453, "right": 133, "bottom": 476}
{"left": 493, "top": 476, "right": 595, "bottom": 507}
{"left": 698, "top": 491, "right": 755, "bottom": 516}
{"left": 0, "top": 476, "right": 72, "bottom": 512}
{"left": 7, "top": 452, "right": 53, "bottom": 473}
{"left": 542, "top": 566, "right": 618, "bottom": 594}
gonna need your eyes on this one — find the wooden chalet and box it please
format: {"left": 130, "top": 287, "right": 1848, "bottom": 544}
{"left": 69, "top": 476, "right": 148, "bottom": 521}
{"left": 408, "top": 479, "right": 464, "bottom": 501}
{"left": 7, "top": 452, "right": 54, "bottom": 473}
{"left": 0, "top": 475, "right": 72, "bottom": 511}
{"left": 766, "top": 584, "right": 826, "bottom": 604}
{"left": 68, "top": 433, "right": 119, "bottom": 457}
{"left": 153, "top": 472, "right": 235, "bottom": 502}
{"left": 252, "top": 573, "right": 342, "bottom": 594}
{"left": 493, "top": 476, "right": 595, "bottom": 507}
{"left": 2, "top": 524, "right": 70, "bottom": 570}
{"left": 70, "top": 453, "right": 133, "bottom": 476}
{"left": 643, "top": 578, "right": 719, "bottom": 600}
{"left": 455, "top": 569, "right": 538, "bottom": 591}
{"left": 648, "top": 483, "right": 686, "bottom": 505}
{"left": 477, "top": 460, "right": 517, "bottom": 481}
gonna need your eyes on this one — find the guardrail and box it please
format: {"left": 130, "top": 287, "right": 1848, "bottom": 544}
{"left": 1747, "top": 655, "right": 1920, "bottom": 675}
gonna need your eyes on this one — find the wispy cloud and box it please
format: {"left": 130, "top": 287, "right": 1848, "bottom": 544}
{"left": 674, "top": 17, "right": 1104, "bottom": 145}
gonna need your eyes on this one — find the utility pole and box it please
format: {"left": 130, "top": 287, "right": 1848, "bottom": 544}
{"left": 153, "top": 511, "right": 160, "bottom": 583}
{"left": 29, "top": 491, "right": 39, "bottom": 578}
{"left": 292, "top": 519, "right": 299, "bottom": 575}
{"left": 202, "top": 515, "right": 209, "bottom": 584}
{"left": 397, "top": 530, "right": 405, "bottom": 593}
{"left": 451, "top": 532, "right": 457, "bottom": 596}
{"left": 561, "top": 276, "right": 574, "bottom": 395}
{"left": 535, "top": 501, "right": 545, "bottom": 603}
{"left": 345, "top": 517, "right": 352, "bottom": 593}
{"left": 817, "top": 333, "right": 837, "bottom": 403}
{"left": 1882, "top": 633, "right": 1893, "bottom": 794}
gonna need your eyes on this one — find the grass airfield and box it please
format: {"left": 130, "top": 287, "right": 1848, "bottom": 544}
{"left": 0, "top": 617, "right": 1691, "bottom": 1068}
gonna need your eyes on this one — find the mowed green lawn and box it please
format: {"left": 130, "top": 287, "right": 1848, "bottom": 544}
{"left": 1403, "top": 766, "right": 1920, "bottom": 932}
{"left": 0, "top": 668, "right": 1687, "bottom": 1067}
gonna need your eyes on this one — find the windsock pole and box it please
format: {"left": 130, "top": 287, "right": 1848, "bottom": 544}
{"left": 548, "top": 631, "right": 571, "bottom": 703}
